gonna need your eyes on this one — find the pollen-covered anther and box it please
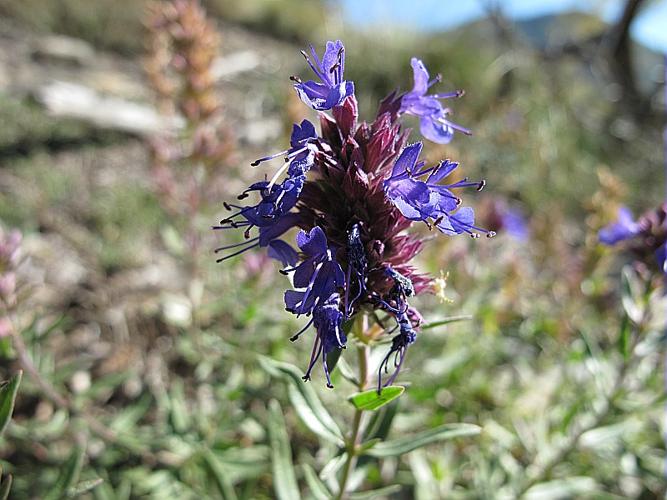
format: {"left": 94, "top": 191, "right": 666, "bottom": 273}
{"left": 470, "top": 233, "right": 481, "bottom": 239}
{"left": 476, "top": 180, "right": 486, "bottom": 191}
{"left": 486, "top": 231, "right": 497, "bottom": 238}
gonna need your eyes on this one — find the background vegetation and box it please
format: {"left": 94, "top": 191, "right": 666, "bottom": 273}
{"left": 0, "top": 0, "right": 665, "bottom": 498}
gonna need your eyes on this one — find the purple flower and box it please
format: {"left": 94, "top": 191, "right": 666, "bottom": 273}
{"left": 293, "top": 40, "right": 355, "bottom": 111}
{"left": 251, "top": 119, "right": 319, "bottom": 172}
{"left": 598, "top": 204, "right": 667, "bottom": 275}
{"left": 378, "top": 310, "right": 417, "bottom": 390}
{"left": 283, "top": 227, "right": 345, "bottom": 317}
{"left": 599, "top": 206, "right": 640, "bottom": 245}
{"left": 384, "top": 142, "right": 492, "bottom": 238}
{"left": 400, "top": 58, "right": 470, "bottom": 144}
{"left": 301, "top": 293, "right": 346, "bottom": 388}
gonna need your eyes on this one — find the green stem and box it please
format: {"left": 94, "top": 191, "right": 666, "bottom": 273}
{"left": 336, "top": 330, "right": 370, "bottom": 500}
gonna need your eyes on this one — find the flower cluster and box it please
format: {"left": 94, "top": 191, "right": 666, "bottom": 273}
{"left": 216, "top": 41, "right": 490, "bottom": 388}
{"left": 599, "top": 203, "right": 667, "bottom": 275}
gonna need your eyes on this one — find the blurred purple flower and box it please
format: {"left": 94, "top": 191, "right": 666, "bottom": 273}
{"left": 599, "top": 204, "right": 667, "bottom": 275}
{"left": 399, "top": 58, "right": 470, "bottom": 144}
{"left": 293, "top": 40, "right": 355, "bottom": 111}
{"left": 599, "top": 206, "right": 640, "bottom": 245}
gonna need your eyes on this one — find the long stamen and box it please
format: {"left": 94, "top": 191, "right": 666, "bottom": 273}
{"left": 427, "top": 73, "right": 442, "bottom": 89}
{"left": 214, "top": 237, "right": 259, "bottom": 252}
{"left": 215, "top": 241, "right": 259, "bottom": 262}
{"left": 290, "top": 317, "right": 314, "bottom": 342}
{"left": 301, "top": 48, "right": 326, "bottom": 82}
{"left": 251, "top": 149, "right": 290, "bottom": 166}
{"left": 432, "top": 89, "right": 465, "bottom": 99}
{"left": 436, "top": 116, "right": 472, "bottom": 136}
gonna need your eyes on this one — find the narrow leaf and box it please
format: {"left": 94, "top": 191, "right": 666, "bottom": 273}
{"left": 348, "top": 386, "right": 404, "bottom": 411}
{"left": 268, "top": 400, "right": 301, "bottom": 500}
{"left": 363, "top": 400, "right": 399, "bottom": 441}
{"left": 0, "top": 371, "right": 22, "bottom": 436}
{"left": 618, "top": 313, "right": 631, "bottom": 361}
{"left": 0, "top": 474, "right": 12, "bottom": 500}
{"left": 201, "top": 449, "right": 238, "bottom": 500}
{"left": 421, "top": 315, "right": 473, "bottom": 330}
{"left": 349, "top": 485, "right": 401, "bottom": 499}
{"left": 44, "top": 444, "right": 85, "bottom": 500}
{"left": 260, "top": 356, "right": 344, "bottom": 445}
{"left": 366, "top": 423, "right": 481, "bottom": 458}
{"left": 67, "top": 478, "right": 104, "bottom": 497}
{"left": 524, "top": 476, "right": 599, "bottom": 499}
{"left": 302, "top": 464, "right": 331, "bottom": 500}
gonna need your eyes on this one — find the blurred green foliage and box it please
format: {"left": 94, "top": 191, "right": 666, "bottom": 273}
{"left": 0, "top": 0, "right": 665, "bottom": 498}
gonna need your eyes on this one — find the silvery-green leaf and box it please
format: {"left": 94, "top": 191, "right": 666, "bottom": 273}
{"left": 67, "top": 478, "right": 104, "bottom": 497}
{"left": 523, "top": 476, "right": 599, "bottom": 499}
{"left": 0, "top": 472, "right": 12, "bottom": 500}
{"left": 44, "top": 444, "right": 85, "bottom": 500}
{"left": 268, "top": 400, "right": 301, "bottom": 500}
{"left": 366, "top": 423, "right": 481, "bottom": 458}
{"left": 421, "top": 315, "right": 473, "bottom": 330}
{"left": 201, "top": 449, "right": 238, "bottom": 500}
{"left": 349, "top": 485, "right": 401, "bottom": 499}
{"left": 259, "top": 356, "right": 344, "bottom": 445}
{"left": 302, "top": 464, "right": 331, "bottom": 500}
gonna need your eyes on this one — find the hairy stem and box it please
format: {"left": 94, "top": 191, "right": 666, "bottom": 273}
{"left": 336, "top": 319, "right": 370, "bottom": 500}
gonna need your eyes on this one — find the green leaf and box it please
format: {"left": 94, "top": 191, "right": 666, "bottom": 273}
{"left": 44, "top": 444, "right": 86, "bottom": 500}
{"left": 349, "top": 485, "right": 401, "bottom": 499}
{"left": 268, "top": 400, "right": 301, "bottom": 500}
{"left": 67, "top": 478, "right": 104, "bottom": 497}
{"left": 421, "top": 315, "right": 473, "bottom": 330}
{"left": 524, "top": 476, "right": 599, "bottom": 499}
{"left": 363, "top": 399, "right": 399, "bottom": 441}
{"left": 618, "top": 313, "right": 631, "bottom": 361}
{"left": 302, "top": 464, "right": 331, "bottom": 500}
{"left": 325, "top": 348, "right": 343, "bottom": 375}
{"left": 348, "top": 386, "right": 404, "bottom": 411}
{"left": 0, "top": 472, "right": 12, "bottom": 500}
{"left": 365, "top": 423, "right": 481, "bottom": 458}
{"left": 334, "top": 356, "right": 358, "bottom": 386}
{"left": 259, "top": 356, "right": 344, "bottom": 445}
{"left": 201, "top": 449, "right": 238, "bottom": 500}
{"left": 621, "top": 265, "right": 645, "bottom": 323}
{"left": 0, "top": 371, "right": 22, "bottom": 436}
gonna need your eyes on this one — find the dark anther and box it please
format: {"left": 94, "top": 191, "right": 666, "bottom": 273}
{"left": 250, "top": 159, "right": 260, "bottom": 167}
{"left": 476, "top": 180, "right": 486, "bottom": 191}
{"left": 237, "top": 193, "right": 249, "bottom": 200}
{"left": 244, "top": 228, "right": 252, "bottom": 239}
{"left": 289, "top": 75, "right": 302, "bottom": 83}
{"left": 223, "top": 202, "right": 232, "bottom": 210}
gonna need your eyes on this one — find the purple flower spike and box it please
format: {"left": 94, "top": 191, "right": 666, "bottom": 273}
{"left": 400, "top": 58, "right": 470, "bottom": 144}
{"left": 293, "top": 40, "right": 355, "bottom": 111}
{"left": 216, "top": 40, "right": 496, "bottom": 388}
{"left": 599, "top": 206, "right": 640, "bottom": 245}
